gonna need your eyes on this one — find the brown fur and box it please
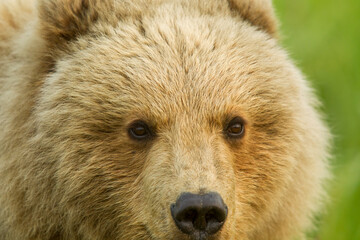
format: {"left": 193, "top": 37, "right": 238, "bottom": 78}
{"left": 0, "top": 0, "right": 330, "bottom": 240}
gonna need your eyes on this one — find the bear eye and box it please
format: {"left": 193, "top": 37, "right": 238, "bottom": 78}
{"left": 128, "top": 121, "right": 152, "bottom": 140}
{"left": 225, "top": 117, "right": 245, "bottom": 139}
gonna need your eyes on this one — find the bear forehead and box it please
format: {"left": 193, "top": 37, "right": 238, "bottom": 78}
{"left": 51, "top": 9, "right": 298, "bottom": 126}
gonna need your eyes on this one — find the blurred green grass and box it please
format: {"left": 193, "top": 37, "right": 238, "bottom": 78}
{"left": 273, "top": 0, "right": 360, "bottom": 239}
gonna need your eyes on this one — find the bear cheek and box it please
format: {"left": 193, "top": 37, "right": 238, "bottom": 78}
{"left": 230, "top": 123, "right": 299, "bottom": 230}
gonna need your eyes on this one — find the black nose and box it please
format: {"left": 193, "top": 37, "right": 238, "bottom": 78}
{"left": 170, "top": 192, "right": 228, "bottom": 237}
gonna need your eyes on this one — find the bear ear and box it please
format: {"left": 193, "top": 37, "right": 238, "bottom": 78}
{"left": 228, "top": 0, "right": 278, "bottom": 36}
{"left": 38, "top": 0, "right": 108, "bottom": 46}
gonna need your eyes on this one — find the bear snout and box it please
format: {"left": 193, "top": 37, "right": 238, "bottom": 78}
{"left": 170, "top": 192, "right": 228, "bottom": 239}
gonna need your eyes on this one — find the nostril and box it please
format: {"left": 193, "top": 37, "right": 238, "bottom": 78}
{"left": 170, "top": 192, "right": 228, "bottom": 236}
{"left": 171, "top": 205, "right": 197, "bottom": 234}
{"left": 204, "top": 206, "right": 227, "bottom": 234}
{"left": 182, "top": 208, "right": 198, "bottom": 223}
{"left": 206, "top": 206, "right": 227, "bottom": 222}
{"left": 205, "top": 209, "right": 217, "bottom": 223}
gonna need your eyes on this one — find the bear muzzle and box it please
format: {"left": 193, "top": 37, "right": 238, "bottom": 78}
{"left": 170, "top": 192, "right": 228, "bottom": 240}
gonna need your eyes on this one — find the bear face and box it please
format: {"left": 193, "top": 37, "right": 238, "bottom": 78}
{"left": 0, "top": 0, "right": 330, "bottom": 240}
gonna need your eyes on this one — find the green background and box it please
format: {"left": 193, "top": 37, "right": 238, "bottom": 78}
{"left": 274, "top": 0, "right": 360, "bottom": 239}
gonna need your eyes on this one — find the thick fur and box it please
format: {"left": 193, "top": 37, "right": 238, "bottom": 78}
{"left": 0, "top": 0, "right": 330, "bottom": 240}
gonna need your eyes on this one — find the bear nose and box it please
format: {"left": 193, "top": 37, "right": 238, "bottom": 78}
{"left": 170, "top": 192, "right": 228, "bottom": 237}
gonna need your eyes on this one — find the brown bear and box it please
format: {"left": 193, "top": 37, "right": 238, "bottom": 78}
{"left": 0, "top": 0, "right": 330, "bottom": 239}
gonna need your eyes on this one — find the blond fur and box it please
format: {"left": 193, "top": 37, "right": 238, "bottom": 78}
{"left": 0, "top": 0, "right": 330, "bottom": 240}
